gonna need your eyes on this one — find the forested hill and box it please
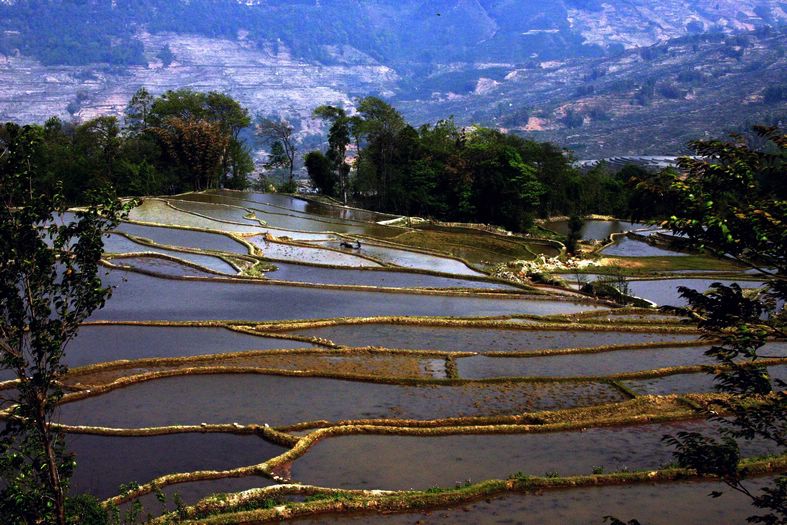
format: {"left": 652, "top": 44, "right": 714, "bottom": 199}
{"left": 2, "top": 0, "right": 785, "bottom": 67}
{"left": 0, "top": 0, "right": 785, "bottom": 156}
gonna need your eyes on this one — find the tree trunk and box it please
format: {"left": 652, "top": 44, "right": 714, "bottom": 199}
{"left": 34, "top": 394, "right": 66, "bottom": 525}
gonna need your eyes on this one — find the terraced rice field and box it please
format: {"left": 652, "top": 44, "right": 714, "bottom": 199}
{"left": 3, "top": 192, "right": 782, "bottom": 524}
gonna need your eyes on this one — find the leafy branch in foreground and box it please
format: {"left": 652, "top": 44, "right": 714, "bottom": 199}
{"left": 0, "top": 122, "right": 132, "bottom": 525}
{"left": 642, "top": 126, "right": 785, "bottom": 524}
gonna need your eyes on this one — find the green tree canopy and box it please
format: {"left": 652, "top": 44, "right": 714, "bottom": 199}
{"left": 0, "top": 123, "right": 130, "bottom": 525}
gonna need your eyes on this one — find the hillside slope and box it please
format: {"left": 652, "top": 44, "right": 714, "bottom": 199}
{"left": 0, "top": 0, "right": 784, "bottom": 155}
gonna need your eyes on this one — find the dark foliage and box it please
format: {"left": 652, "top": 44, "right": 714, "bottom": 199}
{"left": 0, "top": 89, "right": 254, "bottom": 201}
{"left": 0, "top": 123, "right": 129, "bottom": 524}
{"left": 648, "top": 126, "right": 786, "bottom": 524}
{"left": 308, "top": 98, "right": 642, "bottom": 231}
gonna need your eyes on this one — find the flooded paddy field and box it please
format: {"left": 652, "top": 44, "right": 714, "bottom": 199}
{"left": 625, "top": 363, "right": 787, "bottom": 395}
{"left": 316, "top": 240, "right": 484, "bottom": 276}
{"left": 290, "top": 324, "right": 696, "bottom": 353}
{"left": 205, "top": 190, "right": 396, "bottom": 224}
{"left": 262, "top": 262, "right": 519, "bottom": 290}
{"left": 62, "top": 325, "right": 314, "bottom": 367}
{"left": 600, "top": 236, "right": 689, "bottom": 257}
{"left": 11, "top": 201, "right": 778, "bottom": 523}
{"left": 128, "top": 199, "right": 263, "bottom": 234}
{"left": 626, "top": 278, "right": 765, "bottom": 306}
{"left": 107, "top": 255, "right": 223, "bottom": 278}
{"left": 92, "top": 271, "right": 601, "bottom": 322}
{"left": 249, "top": 236, "right": 382, "bottom": 267}
{"left": 167, "top": 198, "right": 266, "bottom": 225}
{"left": 173, "top": 191, "right": 402, "bottom": 238}
{"left": 289, "top": 421, "right": 777, "bottom": 490}
{"left": 65, "top": 350, "right": 448, "bottom": 385}
{"left": 129, "top": 199, "right": 333, "bottom": 240}
{"left": 114, "top": 222, "right": 250, "bottom": 254}
{"left": 58, "top": 374, "right": 624, "bottom": 428}
{"left": 172, "top": 195, "right": 380, "bottom": 235}
{"left": 295, "top": 478, "right": 773, "bottom": 524}
{"left": 103, "top": 233, "right": 240, "bottom": 274}
{"left": 68, "top": 433, "right": 284, "bottom": 499}
{"left": 454, "top": 344, "right": 781, "bottom": 378}
{"left": 543, "top": 219, "right": 651, "bottom": 240}
{"left": 118, "top": 476, "right": 277, "bottom": 516}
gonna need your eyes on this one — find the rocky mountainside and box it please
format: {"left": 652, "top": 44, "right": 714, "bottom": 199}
{"left": 0, "top": 0, "right": 784, "bottom": 156}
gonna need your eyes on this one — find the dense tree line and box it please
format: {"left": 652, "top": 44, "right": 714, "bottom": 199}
{"left": 307, "top": 97, "right": 645, "bottom": 232}
{"left": 0, "top": 89, "right": 253, "bottom": 202}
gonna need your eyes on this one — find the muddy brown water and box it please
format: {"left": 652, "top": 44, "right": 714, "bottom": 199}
{"left": 63, "top": 325, "right": 314, "bottom": 367}
{"left": 455, "top": 344, "right": 787, "bottom": 379}
{"left": 92, "top": 271, "right": 603, "bottom": 322}
{"left": 291, "top": 324, "right": 695, "bottom": 353}
{"left": 67, "top": 433, "right": 285, "bottom": 499}
{"left": 57, "top": 374, "right": 624, "bottom": 428}
{"left": 292, "top": 478, "right": 776, "bottom": 524}
{"left": 289, "top": 421, "right": 778, "bottom": 491}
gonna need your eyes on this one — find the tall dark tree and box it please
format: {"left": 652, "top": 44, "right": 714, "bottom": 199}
{"left": 313, "top": 105, "right": 352, "bottom": 202}
{"left": 124, "top": 87, "right": 154, "bottom": 133}
{"left": 566, "top": 214, "right": 585, "bottom": 255}
{"left": 464, "top": 128, "right": 545, "bottom": 231}
{"left": 304, "top": 150, "right": 336, "bottom": 195}
{"left": 0, "top": 123, "right": 129, "bottom": 525}
{"left": 256, "top": 117, "right": 297, "bottom": 187}
{"left": 147, "top": 89, "right": 253, "bottom": 190}
{"left": 150, "top": 117, "right": 229, "bottom": 191}
{"left": 355, "top": 97, "right": 406, "bottom": 207}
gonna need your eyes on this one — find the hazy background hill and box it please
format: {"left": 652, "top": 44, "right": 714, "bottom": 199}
{"left": 1, "top": 0, "right": 785, "bottom": 157}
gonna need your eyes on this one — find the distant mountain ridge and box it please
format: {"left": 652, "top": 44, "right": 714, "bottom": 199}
{"left": 2, "top": 0, "right": 784, "bottom": 66}
{"left": 0, "top": 0, "right": 784, "bottom": 156}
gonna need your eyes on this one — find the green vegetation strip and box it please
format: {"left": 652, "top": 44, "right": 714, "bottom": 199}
{"left": 152, "top": 455, "right": 787, "bottom": 524}
{"left": 563, "top": 307, "right": 683, "bottom": 320}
